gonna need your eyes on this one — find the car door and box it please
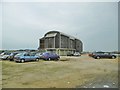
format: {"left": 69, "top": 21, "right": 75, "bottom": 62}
{"left": 30, "top": 53, "right": 36, "bottom": 61}
{"left": 24, "top": 53, "right": 31, "bottom": 61}
{"left": 99, "top": 53, "right": 105, "bottom": 58}
{"left": 48, "top": 53, "right": 52, "bottom": 59}
{"left": 104, "top": 53, "right": 110, "bottom": 58}
{"left": 51, "top": 53, "right": 55, "bottom": 59}
{"left": 106, "top": 53, "right": 111, "bottom": 58}
{"left": 53, "top": 53, "right": 57, "bottom": 59}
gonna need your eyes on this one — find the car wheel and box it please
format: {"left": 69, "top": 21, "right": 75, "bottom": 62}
{"left": 15, "top": 61, "right": 18, "bottom": 63}
{"left": 112, "top": 56, "right": 115, "bottom": 59}
{"left": 21, "top": 59, "right": 25, "bottom": 63}
{"left": 57, "top": 57, "right": 60, "bottom": 61}
{"left": 48, "top": 58, "right": 51, "bottom": 61}
{"left": 9, "top": 59, "right": 12, "bottom": 61}
{"left": 36, "top": 58, "right": 39, "bottom": 61}
{"left": 96, "top": 56, "right": 100, "bottom": 59}
{"left": 6, "top": 57, "right": 8, "bottom": 60}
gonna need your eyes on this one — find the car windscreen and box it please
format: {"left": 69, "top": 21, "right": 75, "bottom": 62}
{"left": 30, "top": 53, "right": 36, "bottom": 56}
{"left": 15, "top": 53, "right": 23, "bottom": 56}
{"left": 4, "top": 52, "right": 11, "bottom": 55}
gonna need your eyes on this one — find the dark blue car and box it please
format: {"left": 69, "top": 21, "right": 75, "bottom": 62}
{"left": 14, "top": 52, "right": 40, "bottom": 63}
{"left": 92, "top": 52, "right": 116, "bottom": 59}
{"left": 41, "top": 52, "right": 60, "bottom": 61}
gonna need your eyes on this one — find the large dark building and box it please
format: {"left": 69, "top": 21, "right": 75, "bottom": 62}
{"left": 38, "top": 31, "right": 83, "bottom": 55}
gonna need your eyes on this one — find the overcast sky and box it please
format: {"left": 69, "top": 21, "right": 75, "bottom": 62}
{"left": 1, "top": 1, "right": 118, "bottom": 52}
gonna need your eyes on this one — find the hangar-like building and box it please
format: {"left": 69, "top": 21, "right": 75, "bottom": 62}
{"left": 38, "top": 31, "right": 83, "bottom": 56}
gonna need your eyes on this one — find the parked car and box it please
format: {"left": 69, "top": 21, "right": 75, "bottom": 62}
{"left": 92, "top": 52, "right": 116, "bottom": 59}
{"left": 14, "top": 52, "right": 40, "bottom": 63}
{"left": 67, "top": 53, "right": 74, "bottom": 56}
{"left": 89, "top": 51, "right": 104, "bottom": 57}
{"left": 8, "top": 52, "right": 19, "bottom": 61}
{"left": 0, "top": 52, "right": 11, "bottom": 60}
{"left": 41, "top": 52, "right": 60, "bottom": 60}
{"left": 73, "top": 52, "right": 81, "bottom": 56}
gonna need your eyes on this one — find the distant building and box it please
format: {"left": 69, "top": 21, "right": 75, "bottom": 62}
{"left": 38, "top": 31, "right": 83, "bottom": 56}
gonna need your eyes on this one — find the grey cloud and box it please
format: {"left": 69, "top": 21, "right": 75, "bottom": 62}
{"left": 2, "top": 2, "right": 118, "bottom": 51}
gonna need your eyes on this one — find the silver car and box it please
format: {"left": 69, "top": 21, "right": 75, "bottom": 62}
{"left": 73, "top": 52, "right": 81, "bottom": 56}
{"left": 0, "top": 52, "right": 11, "bottom": 60}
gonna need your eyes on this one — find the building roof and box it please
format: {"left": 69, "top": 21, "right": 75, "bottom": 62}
{"left": 45, "top": 33, "right": 57, "bottom": 38}
{"left": 45, "top": 31, "right": 81, "bottom": 41}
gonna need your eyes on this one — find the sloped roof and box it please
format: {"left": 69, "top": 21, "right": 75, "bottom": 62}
{"left": 44, "top": 30, "right": 81, "bottom": 41}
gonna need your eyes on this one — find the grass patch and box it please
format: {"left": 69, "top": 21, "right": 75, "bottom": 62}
{"left": 2, "top": 55, "right": 118, "bottom": 88}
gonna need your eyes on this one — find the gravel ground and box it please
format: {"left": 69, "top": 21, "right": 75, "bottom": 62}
{"left": 1, "top": 54, "right": 119, "bottom": 88}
